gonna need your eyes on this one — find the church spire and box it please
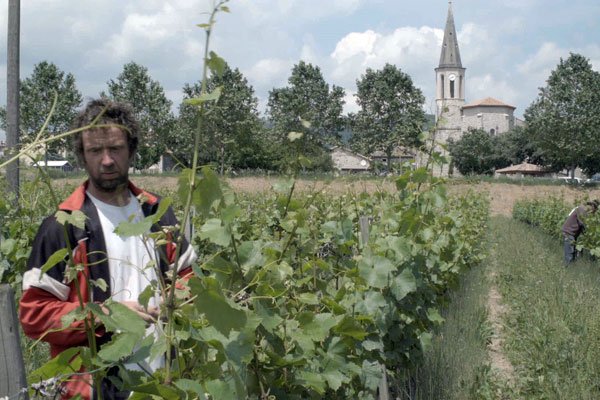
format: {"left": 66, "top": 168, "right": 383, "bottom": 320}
{"left": 438, "top": 1, "right": 462, "bottom": 68}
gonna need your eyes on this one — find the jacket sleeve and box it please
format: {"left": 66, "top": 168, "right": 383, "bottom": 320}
{"left": 19, "top": 215, "right": 93, "bottom": 346}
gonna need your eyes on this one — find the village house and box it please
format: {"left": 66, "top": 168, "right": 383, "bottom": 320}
{"left": 33, "top": 160, "right": 74, "bottom": 172}
{"left": 330, "top": 147, "right": 371, "bottom": 172}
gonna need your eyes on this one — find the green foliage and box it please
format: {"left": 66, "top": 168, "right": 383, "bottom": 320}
{"left": 524, "top": 53, "right": 600, "bottom": 175}
{"left": 267, "top": 61, "right": 346, "bottom": 171}
{"left": 512, "top": 196, "right": 600, "bottom": 258}
{"left": 494, "top": 216, "right": 600, "bottom": 398}
{"left": 0, "top": 178, "right": 69, "bottom": 285}
{"left": 512, "top": 197, "right": 571, "bottom": 239}
{"left": 169, "top": 166, "right": 489, "bottom": 398}
{"left": 448, "top": 128, "right": 510, "bottom": 175}
{"left": 496, "top": 126, "right": 545, "bottom": 166}
{"left": 0, "top": 61, "right": 83, "bottom": 156}
{"left": 104, "top": 62, "right": 175, "bottom": 169}
{"left": 175, "top": 64, "right": 271, "bottom": 172}
{"left": 350, "top": 63, "right": 426, "bottom": 170}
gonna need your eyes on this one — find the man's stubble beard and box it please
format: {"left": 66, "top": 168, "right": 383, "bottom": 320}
{"left": 90, "top": 172, "right": 129, "bottom": 193}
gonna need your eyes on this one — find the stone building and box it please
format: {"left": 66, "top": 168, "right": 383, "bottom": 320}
{"left": 330, "top": 147, "right": 371, "bottom": 172}
{"left": 462, "top": 97, "right": 517, "bottom": 135}
{"left": 430, "top": 2, "right": 523, "bottom": 175}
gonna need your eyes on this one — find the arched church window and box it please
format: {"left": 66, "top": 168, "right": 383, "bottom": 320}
{"left": 441, "top": 75, "right": 445, "bottom": 98}
{"left": 490, "top": 128, "right": 496, "bottom": 136}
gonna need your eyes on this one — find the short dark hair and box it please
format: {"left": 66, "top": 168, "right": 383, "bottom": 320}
{"left": 587, "top": 200, "right": 600, "bottom": 212}
{"left": 72, "top": 98, "right": 139, "bottom": 165}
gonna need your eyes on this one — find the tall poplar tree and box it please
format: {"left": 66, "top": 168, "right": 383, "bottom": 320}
{"left": 105, "top": 62, "right": 174, "bottom": 169}
{"left": 267, "top": 61, "right": 345, "bottom": 170}
{"left": 525, "top": 53, "right": 600, "bottom": 176}
{"left": 175, "top": 64, "right": 267, "bottom": 173}
{"left": 0, "top": 61, "right": 82, "bottom": 157}
{"left": 350, "top": 64, "right": 425, "bottom": 171}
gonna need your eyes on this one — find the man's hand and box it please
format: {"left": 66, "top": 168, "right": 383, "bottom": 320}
{"left": 120, "top": 300, "right": 160, "bottom": 324}
{"left": 94, "top": 301, "right": 160, "bottom": 326}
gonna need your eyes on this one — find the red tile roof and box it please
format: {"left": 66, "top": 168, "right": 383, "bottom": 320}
{"left": 463, "top": 97, "right": 516, "bottom": 109}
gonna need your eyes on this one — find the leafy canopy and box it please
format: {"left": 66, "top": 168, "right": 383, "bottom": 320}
{"left": 524, "top": 53, "right": 600, "bottom": 175}
{"left": 267, "top": 61, "right": 346, "bottom": 171}
{"left": 448, "top": 128, "right": 509, "bottom": 175}
{"left": 175, "top": 64, "right": 269, "bottom": 172}
{"left": 104, "top": 62, "right": 175, "bottom": 170}
{"left": 0, "top": 61, "right": 82, "bottom": 156}
{"left": 350, "top": 63, "right": 426, "bottom": 169}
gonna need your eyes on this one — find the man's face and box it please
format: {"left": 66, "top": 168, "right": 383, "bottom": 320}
{"left": 81, "top": 127, "right": 132, "bottom": 193}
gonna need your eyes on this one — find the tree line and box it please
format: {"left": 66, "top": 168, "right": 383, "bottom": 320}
{"left": 3, "top": 52, "right": 598, "bottom": 176}
{"left": 0, "top": 60, "right": 426, "bottom": 174}
{"left": 448, "top": 53, "right": 600, "bottom": 177}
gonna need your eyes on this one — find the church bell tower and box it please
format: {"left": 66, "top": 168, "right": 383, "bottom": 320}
{"left": 435, "top": 1, "right": 465, "bottom": 133}
{"left": 433, "top": 1, "right": 466, "bottom": 175}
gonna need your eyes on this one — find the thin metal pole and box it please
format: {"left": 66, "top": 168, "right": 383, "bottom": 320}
{"left": 6, "top": 0, "right": 21, "bottom": 199}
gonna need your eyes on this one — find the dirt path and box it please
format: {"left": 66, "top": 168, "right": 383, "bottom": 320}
{"left": 487, "top": 269, "right": 515, "bottom": 385}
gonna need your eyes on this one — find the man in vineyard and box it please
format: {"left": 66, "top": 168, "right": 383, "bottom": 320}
{"left": 562, "top": 199, "right": 599, "bottom": 264}
{"left": 18, "top": 98, "right": 197, "bottom": 399}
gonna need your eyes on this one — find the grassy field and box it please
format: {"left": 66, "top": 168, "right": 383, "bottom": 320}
{"left": 411, "top": 215, "right": 600, "bottom": 399}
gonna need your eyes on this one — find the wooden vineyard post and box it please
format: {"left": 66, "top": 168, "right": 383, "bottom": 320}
{"left": 358, "top": 216, "right": 390, "bottom": 400}
{"left": 0, "top": 284, "right": 28, "bottom": 399}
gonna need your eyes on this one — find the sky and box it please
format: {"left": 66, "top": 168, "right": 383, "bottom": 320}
{"left": 1, "top": 0, "right": 600, "bottom": 141}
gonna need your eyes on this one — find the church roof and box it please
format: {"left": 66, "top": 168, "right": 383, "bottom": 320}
{"left": 438, "top": 2, "right": 462, "bottom": 68}
{"left": 462, "top": 97, "right": 516, "bottom": 109}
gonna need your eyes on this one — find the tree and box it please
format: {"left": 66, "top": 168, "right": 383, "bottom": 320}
{"left": 175, "top": 64, "right": 270, "bottom": 173}
{"left": 495, "top": 126, "right": 545, "bottom": 166}
{"left": 104, "top": 62, "right": 175, "bottom": 169}
{"left": 448, "top": 128, "right": 508, "bottom": 175}
{"left": 267, "top": 61, "right": 345, "bottom": 171}
{"left": 350, "top": 63, "right": 426, "bottom": 171}
{"left": 0, "top": 61, "right": 82, "bottom": 157}
{"left": 524, "top": 53, "right": 600, "bottom": 176}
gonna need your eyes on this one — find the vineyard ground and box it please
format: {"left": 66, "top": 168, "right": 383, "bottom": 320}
{"left": 61, "top": 176, "right": 600, "bottom": 216}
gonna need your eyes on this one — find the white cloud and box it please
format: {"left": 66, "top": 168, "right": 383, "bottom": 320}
{"left": 343, "top": 90, "right": 359, "bottom": 114}
{"left": 329, "top": 25, "right": 442, "bottom": 114}
{"left": 331, "top": 30, "right": 380, "bottom": 64}
{"left": 234, "top": 0, "right": 363, "bottom": 25}
{"left": 467, "top": 74, "right": 519, "bottom": 106}
{"left": 300, "top": 44, "right": 319, "bottom": 64}
{"left": 247, "top": 58, "right": 292, "bottom": 87}
{"left": 518, "top": 42, "right": 564, "bottom": 78}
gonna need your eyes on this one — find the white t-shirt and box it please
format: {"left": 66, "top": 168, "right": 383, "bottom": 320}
{"left": 87, "top": 190, "right": 164, "bottom": 372}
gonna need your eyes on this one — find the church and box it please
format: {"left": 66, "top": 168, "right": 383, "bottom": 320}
{"left": 432, "top": 2, "right": 524, "bottom": 175}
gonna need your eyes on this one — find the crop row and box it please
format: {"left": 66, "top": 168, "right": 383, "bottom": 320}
{"left": 512, "top": 197, "right": 600, "bottom": 257}
{"left": 177, "top": 168, "right": 489, "bottom": 399}
{"left": 0, "top": 168, "right": 489, "bottom": 399}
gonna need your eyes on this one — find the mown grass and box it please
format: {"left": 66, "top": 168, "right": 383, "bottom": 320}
{"left": 404, "top": 215, "right": 600, "bottom": 399}
{"left": 494, "top": 216, "right": 600, "bottom": 399}
{"left": 395, "top": 227, "right": 502, "bottom": 400}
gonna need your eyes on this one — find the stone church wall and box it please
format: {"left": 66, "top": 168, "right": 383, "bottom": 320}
{"left": 462, "top": 106, "right": 515, "bottom": 135}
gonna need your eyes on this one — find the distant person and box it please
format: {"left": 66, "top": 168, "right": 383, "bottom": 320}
{"left": 19, "top": 98, "right": 197, "bottom": 399}
{"left": 562, "top": 200, "right": 599, "bottom": 264}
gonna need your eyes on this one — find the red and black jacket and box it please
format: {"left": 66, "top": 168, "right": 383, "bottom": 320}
{"left": 19, "top": 180, "right": 196, "bottom": 399}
